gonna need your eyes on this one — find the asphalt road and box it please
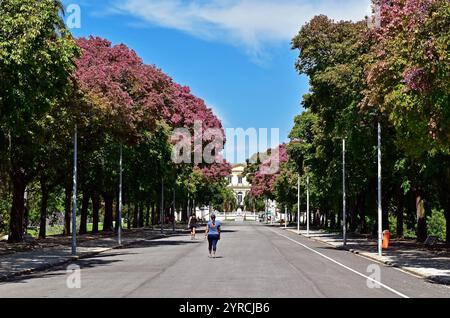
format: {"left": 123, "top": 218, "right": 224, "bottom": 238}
{"left": 0, "top": 222, "right": 449, "bottom": 298}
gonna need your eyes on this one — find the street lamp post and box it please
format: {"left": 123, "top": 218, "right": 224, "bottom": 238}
{"left": 378, "top": 122, "right": 382, "bottom": 256}
{"left": 160, "top": 180, "right": 164, "bottom": 234}
{"left": 342, "top": 138, "right": 347, "bottom": 246}
{"left": 173, "top": 189, "right": 176, "bottom": 232}
{"left": 71, "top": 125, "right": 78, "bottom": 256}
{"left": 285, "top": 206, "right": 287, "bottom": 229}
{"left": 118, "top": 144, "right": 123, "bottom": 245}
{"left": 367, "top": 0, "right": 383, "bottom": 258}
{"left": 306, "top": 173, "right": 310, "bottom": 236}
{"left": 297, "top": 173, "right": 300, "bottom": 232}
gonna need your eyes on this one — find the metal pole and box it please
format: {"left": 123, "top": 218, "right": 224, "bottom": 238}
{"left": 173, "top": 189, "right": 176, "bottom": 232}
{"left": 118, "top": 144, "right": 123, "bottom": 245}
{"left": 71, "top": 125, "right": 77, "bottom": 256}
{"left": 265, "top": 199, "right": 268, "bottom": 224}
{"left": 378, "top": 122, "right": 382, "bottom": 256}
{"left": 284, "top": 206, "right": 287, "bottom": 229}
{"left": 306, "top": 173, "right": 310, "bottom": 236}
{"left": 161, "top": 180, "right": 164, "bottom": 234}
{"left": 187, "top": 196, "right": 190, "bottom": 222}
{"left": 193, "top": 199, "right": 196, "bottom": 221}
{"left": 343, "top": 139, "right": 347, "bottom": 246}
{"left": 297, "top": 173, "right": 300, "bottom": 232}
{"left": 270, "top": 201, "right": 273, "bottom": 225}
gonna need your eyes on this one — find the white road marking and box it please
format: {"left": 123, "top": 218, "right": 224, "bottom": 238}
{"left": 269, "top": 228, "right": 409, "bottom": 299}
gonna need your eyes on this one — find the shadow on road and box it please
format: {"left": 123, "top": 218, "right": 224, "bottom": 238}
{"left": 0, "top": 238, "right": 203, "bottom": 286}
{"left": 123, "top": 239, "right": 201, "bottom": 249}
{"left": 0, "top": 254, "right": 125, "bottom": 286}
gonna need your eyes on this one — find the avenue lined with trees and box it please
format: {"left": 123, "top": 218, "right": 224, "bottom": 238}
{"left": 1, "top": 0, "right": 449, "bottom": 247}
{"left": 1, "top": 0, "right": 449, "bottom": 302}
{"left": 0, "top": 0, "right": 232, "bottom": 243}
{"left": 244, "top": 0, "right": 450, "bottom": 243}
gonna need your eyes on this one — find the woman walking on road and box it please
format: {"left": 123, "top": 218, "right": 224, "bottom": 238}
{"left": 205, "top": 214, "right": 222, "bottom": 258}
{"left": 188, "top": 213, "right": 198, "bottom": 240}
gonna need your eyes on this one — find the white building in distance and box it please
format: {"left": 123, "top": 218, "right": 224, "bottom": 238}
{"left": 227, "top": 164, "right": 251, "bottom": 211}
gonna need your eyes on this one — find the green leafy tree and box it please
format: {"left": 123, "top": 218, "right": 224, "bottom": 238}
{"left": 363, "top": 0, "right": 450, "bottom": 241}
{"left": 0, "top": 0, "right": 79, "bottom": 242}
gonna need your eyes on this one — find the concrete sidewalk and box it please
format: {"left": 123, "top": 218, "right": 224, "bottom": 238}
{"left": 0, "top": 227, "right": 191, "bottom": 281}
{"left": 286, "top": 228, "right": 450, "bottom": 285}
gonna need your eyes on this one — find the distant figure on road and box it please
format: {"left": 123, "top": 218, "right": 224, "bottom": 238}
{"left": 205, "top": 213, "right": 221, "bottom": 258}
{"left": 188, "top": 213, "right": 198, "bottom": 240}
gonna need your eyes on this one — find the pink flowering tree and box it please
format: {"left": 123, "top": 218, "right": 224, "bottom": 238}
{"left": 166, "top": 83, "right": 231, "bottom": 181}
{"left": 250, "top": 144, "right": 289, "bottom": 200}
{"left": 74, "top": 36, "right": 184, "bottom": 232}
{"left": 75, "top": 36, "right": 173, "bottom": 141}
{"left": 364, "top": 0, "right": 450, "bottom": 156}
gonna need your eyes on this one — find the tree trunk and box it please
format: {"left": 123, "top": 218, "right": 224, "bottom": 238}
{"left": 23, "top": 188, "right": 29, "bottom": 236}
{"left": 382, "top": 190, "right": 390, "bottom": 232}
{"left": 151, "top": 202, "right": 156, "bottom": 227}
{"left": 145, "top": 205, "right": 150, "bottom": 227}
{"left": 103, "top": 194, "right": 114, "bottom": 232}
{"left": 357, "top": 192, "right": 367, "bottom": 233}
{"left": 156, "top": 201, "right": 161, "bottom": 225}
{"left": 349, "top": 200, "right": 358, "bottom": 232}
{"left": 92, "top": 192, "right": 100, "bottom": 233}
{"left": 396, "top": 189, "right": 404, "bottom": 239}
{"left": 182, "top": 201, "right": 188, "bottom": 222}
{"left": 79, "top": 190, "right": 90, "bottom": 235}
{"left": 415, "top": 190, "right": 427, "bottom": 243}
{"left": 132, "top": 204, "right": 138, "bottom": 228}
{"left": 139, "top": 203, "right": 144, "bottom": 228}
{"left": 336, "top": 211, "right": 342, "bottom": 230}
{"left": 115, "top": 197, "right": 120, "bottom": 232}
{"left": 39, "top": 185, "right": 49, "bottom": 239}
{"left": 347, "top": 199, "right": 358, "bottom": 233}
{"left": 445, "top": 187, "right": 450, "bottom": 244}
{"left": 330, "top": 211, "right": 336, "bottom": 229}
{"left": 64, "top": 182, "right": 71, "bottom": 236}
{"left": 314, "top": 209, "right": 321, "bottom": 227}
{"left": 127, "top": 204, "right": 131, "bottom": 230}
{"left": 8, "top": 171, "right": 27, "bottom": 243}
{"left": 446, "top": 209, "right": 450, "bottom": 244}
{"left": 397, "top": 207, "right": 404, "bottom": 239}
{"left": 440, "top": 171, "right": 450, "bottom": 244}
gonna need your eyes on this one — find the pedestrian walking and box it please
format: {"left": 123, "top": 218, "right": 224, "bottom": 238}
{"left": 204, "top": 213, "right": 222, "bottom": 258}
{"left": 188, "top": 213, "right": 198, "bottom": 240}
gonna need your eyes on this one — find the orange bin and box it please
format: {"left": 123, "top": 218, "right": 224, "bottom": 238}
{"left": 382, "top": 230, "right": 390, "bottom": 249}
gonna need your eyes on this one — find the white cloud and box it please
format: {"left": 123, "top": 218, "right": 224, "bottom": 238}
{"left": 114, "top": 0, "right": 371, "bottom": 63}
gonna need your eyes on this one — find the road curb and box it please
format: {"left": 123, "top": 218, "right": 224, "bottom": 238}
{"left": 287, "top": 229, "right": 450, "bottom": 286}
{"left": 0, "top": 234, "right": 167, "bottom": 283}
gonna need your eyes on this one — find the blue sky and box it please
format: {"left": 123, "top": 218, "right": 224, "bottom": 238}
{"left": 63, "top": 0, "right": 371, "bottom": 162}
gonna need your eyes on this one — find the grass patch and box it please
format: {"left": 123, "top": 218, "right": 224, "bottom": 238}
{"left": 27, "top": 223, "right": 105, "bottom": 238}
{"left": 27, "top": 225, "right": 64, "bottom": 238}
